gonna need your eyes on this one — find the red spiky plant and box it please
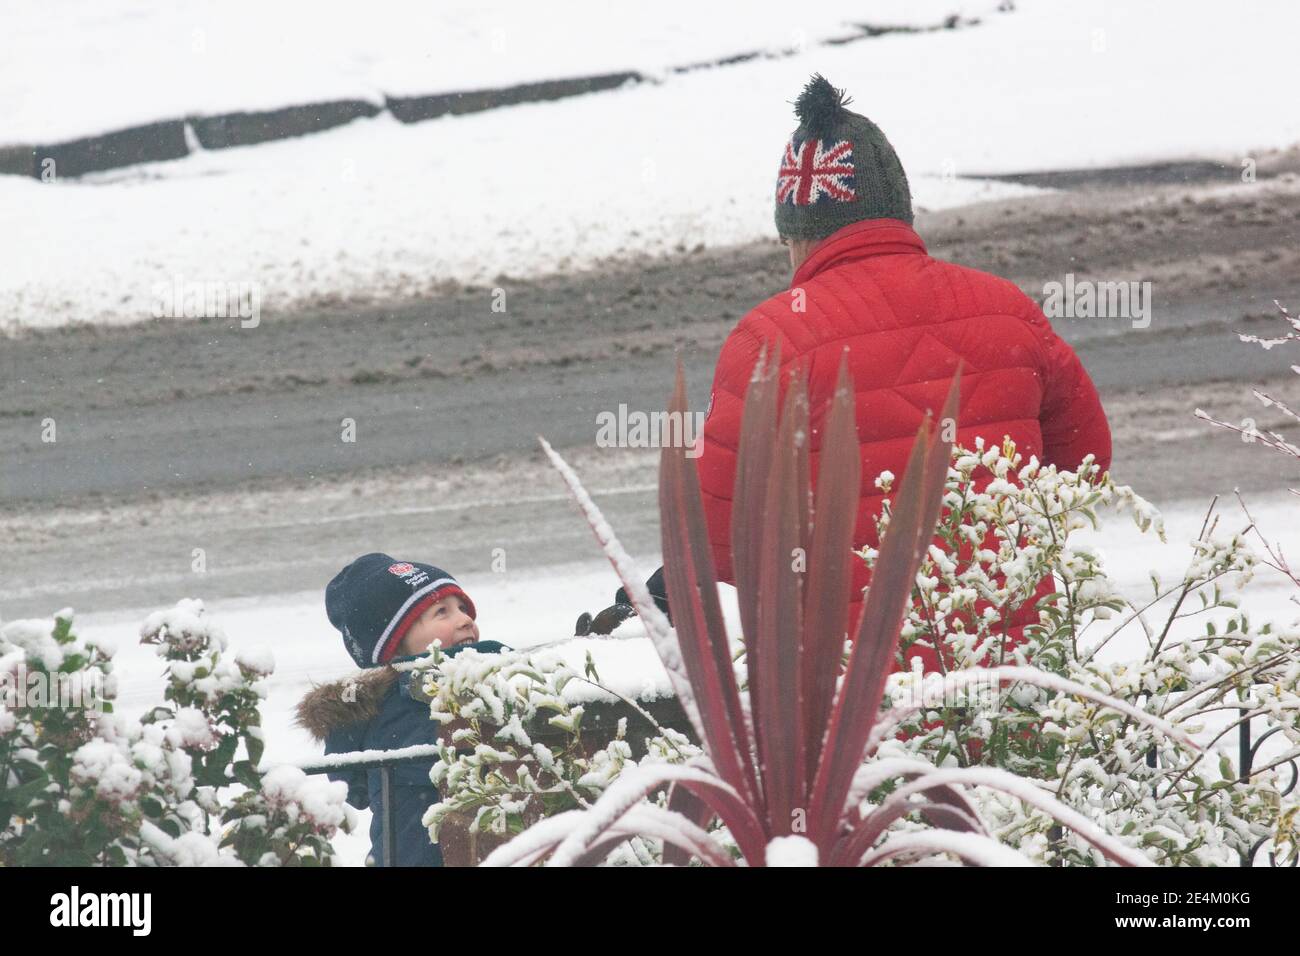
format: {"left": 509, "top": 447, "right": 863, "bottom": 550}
{"left": 487, "top": 355, "right": 1195, "bottom": 866}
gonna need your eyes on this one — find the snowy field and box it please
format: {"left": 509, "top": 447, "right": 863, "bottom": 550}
{"left": 38, "top": 490, "right": 1299, "bottom": 864}
{"left": 1, "top": 0, "right": 1003, "bottom": 145}
{"left": 6, "top": 0, "right": 1300, "bottom": 331}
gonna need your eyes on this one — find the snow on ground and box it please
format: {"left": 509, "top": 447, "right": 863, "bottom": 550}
{"left": 7, "top": 1, "right": 1299, "bottom": 332}
{"left": 1, "top": 0, "right": 1000, "bottom": 146}
{"left": 24, "top": 489, "right": 1295, "bottom": 863}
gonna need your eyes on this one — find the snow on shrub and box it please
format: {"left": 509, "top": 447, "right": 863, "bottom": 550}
{"left": 435, "top": 361, "right": 1297, "bottom": 866}
{"left": 417, "top": 643, "right": 702, "bottom": 865}
{"left": 870, "top": 436, "right": 1299, "bottom": 866}
{"left": 480, "top": 362, "right": 1143, "bottom": 867}
{"left": 1, "top": 600, "right": 352, "bottom": 865}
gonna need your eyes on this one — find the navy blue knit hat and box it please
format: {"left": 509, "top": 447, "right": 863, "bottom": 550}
{"left": 325, "top": 553, "right": 477, "bottom": 668}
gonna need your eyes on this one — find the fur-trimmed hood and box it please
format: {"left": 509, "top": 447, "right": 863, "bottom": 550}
{"left": 295, "top": 667, "right": 401, "bottom": 742}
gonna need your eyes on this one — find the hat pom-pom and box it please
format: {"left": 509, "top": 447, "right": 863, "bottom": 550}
{"left": 794, "top": 74, "right": 852, "bottom": 138}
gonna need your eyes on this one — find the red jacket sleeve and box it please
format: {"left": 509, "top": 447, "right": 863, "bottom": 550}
{"left": 1023, "top": 304, "right": 1112, "bottom": 474}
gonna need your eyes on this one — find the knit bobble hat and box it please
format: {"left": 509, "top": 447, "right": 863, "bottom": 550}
{"left": 774, "top": 74, "right": 913, "bottom": 240}
{"left": 325, "top": 553, "right": 477, "bottom": 668}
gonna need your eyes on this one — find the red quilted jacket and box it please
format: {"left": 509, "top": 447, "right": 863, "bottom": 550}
{"left": 698, "top": 218, "right": 1112, "bottom": 671}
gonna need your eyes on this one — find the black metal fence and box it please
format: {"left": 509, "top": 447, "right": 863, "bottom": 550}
{"left": 298, "top": 748, "right": 453, "bottom": 867}
{"left": 1240, "top": 709, "right": 1299, "bottom": 866}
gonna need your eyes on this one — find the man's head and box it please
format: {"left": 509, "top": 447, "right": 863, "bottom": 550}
{"left": 775, "top": 74, "right": 912, "bottom": 264}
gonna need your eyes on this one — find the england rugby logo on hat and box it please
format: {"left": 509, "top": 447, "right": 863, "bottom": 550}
{"left": 388, "top": 562, "right": 415, "bottom": 576}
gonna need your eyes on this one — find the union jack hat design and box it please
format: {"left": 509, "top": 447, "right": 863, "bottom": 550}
{"left": 773, "top": 75, "right": 912, "bottom": 237}
{"left": 777, "top": 136, "right": 856, "bottom": 206}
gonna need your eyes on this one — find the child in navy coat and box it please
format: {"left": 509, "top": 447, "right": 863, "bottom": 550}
{"left": 296, "top": 553, "right": 506, "bottom": 866}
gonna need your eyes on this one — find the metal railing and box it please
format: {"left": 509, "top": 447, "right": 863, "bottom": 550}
{"left": 297, "top": 744, "right": 458, "bottom": 867}
{"left": 1241, "top": 710, "right": 1299, "bottom": 867}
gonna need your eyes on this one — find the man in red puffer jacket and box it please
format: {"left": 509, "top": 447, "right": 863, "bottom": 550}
{"left": 696, "top": 75, "right": 1112, "bottom": 674}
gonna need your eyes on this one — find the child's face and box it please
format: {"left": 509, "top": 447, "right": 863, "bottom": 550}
{"left": 399, "top": 594, "right": 479, "bottom": 657}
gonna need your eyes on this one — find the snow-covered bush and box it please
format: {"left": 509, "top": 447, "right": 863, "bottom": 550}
{"left": 450, "top": 362, "right": 1297, "bottom": 866}
{"left": 417, "top": 645, "right": 702, "bottom": 865}
{"left": 422, "top": 436, "right": 1298, "bottom": 866}
{"left": 1, "top": 600, "right": 352, "bottom": 865}
{"left": 872, "top": 437, "right": 1300, "bottom": 866}
{"left": 464, "top": 365, "right": 1193, "bottom": 866}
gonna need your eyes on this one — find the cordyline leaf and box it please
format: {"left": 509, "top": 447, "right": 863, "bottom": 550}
{"left": 659, "top": 361, "right": 762, "bottom": 810}
{"left": 567, "top": 836, "right": 633, "bottom": 868}
{"left": 731, "top": 346, "right": 780, "bottom": 799}
{"left": 791, "top": 361, "right": 813, "bottom": 554}
{"left": 546, "top": 763, "right": 767, "bottom": 867}
{"left": 800, "top": 354, "right": 859, "bottom": 781}
{"left": 847, "top": 756, "right": 956, "bottom": 803}
{"left": 662, "top": 782, "right": 717, "bottom": 867}
{"left": 484, "top": 781, "right": 742, "bottom": 868}
{"left": 910, "top": 800, "right": 985, "bottom": 835}
{"left": 833, "top": 759, "right": 990, "bottom": 865}
{"left": 834, "top": 778, "right": 997, "bottom": 867}
{"left": 754, "top": 376, "right": 809, "bottom": 832}
{"left": 732, "top": 345, "right": 780, "bottom": 644}
{"left": 858, "top": 830, "right": 1028, "bottom": 867}
{"left": 537, "top": 436, "right": 704, "bottom": 740}
{"left": 790, "top": 362, "right": 813, "bottom": 792}
{"left": 843, "top": 766, "right": 1154, "bottom": 868}
{"left": 566, "top": 806, "right": 735, "bottom": 868}
{"left": 480, "top": 811, "right": 593, "bottom": 867}
{"left": 808, "top": 370, "right": 961, "bottom": 848}
{"left": 911, "top": 782, "right": 988, "bottom": 836}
